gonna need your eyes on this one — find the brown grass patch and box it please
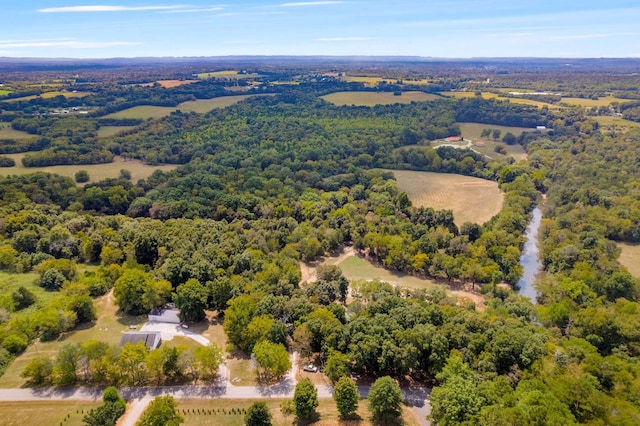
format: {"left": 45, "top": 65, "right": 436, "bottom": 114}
{"left": 155, "top": 80, "right": 199, "bottom": 88}
{"left": 0, "top": 123, "right": 34, "bottom": 140}
{"left": 391, "top": 170, "right": 503, "bottom": 225}
{"left": 0, "top": 401, "right": 101, "bottom": 426}
{"left": 618, "top": 242, "right": 640, "bottom": 278}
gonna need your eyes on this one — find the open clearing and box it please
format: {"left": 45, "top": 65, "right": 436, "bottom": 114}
{"left": 0, "top": 401, "right": 101, "bottom": 426}
{"left": 392, "top": 170, "right": 503, "bottom": 225}
{"left": 96, "top": 125, "right": 137, "bottom": 138}
{"left": 40, "top": 91, "right": 90, "bottom": 99}
{"left": 458, "top": 122, "right": 537, "bottom": 139}
{"left": 0, "top": 89, "right": 11, "bottom": 96}
{"left": 196, "top": 71, "right": 262, "bottom": 79}
{"left": 103, "top": 95, "right": 260, "bottom": 119}
{"left": 0, "top": 123, "right": 34, "bottom": 140}
{"left": 618, "top": 242, "right": 640, "bottom": 278}
{"left": 153, "top": 80, "right": 199, "bottom": 88}
{"left": 592, "top": 115, "right": 640, "bottom": 128}
{"left": 176, "top": 398, "right": 420, "bottom": 426}
{"left": 441, "top": 91, "right": 559, "bottom": 109}
{"left": 560, "top": 96, "right": 624, "bottom": 107}
{"left": 322, "top": 91, "right": 439, "bottom": 106}
{"left": 0, "top": 154, "right": 178, "bottom": 184}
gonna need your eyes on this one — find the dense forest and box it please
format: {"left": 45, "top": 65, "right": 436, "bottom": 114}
{"left": 1, "top": 60, "right": 640, "bottom": 425}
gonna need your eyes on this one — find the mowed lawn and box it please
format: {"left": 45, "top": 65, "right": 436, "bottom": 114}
{"left": 391, "top": 170, "right": 503, "bottom": 225}
{"left": 103, "top": 95, "right": 261, "bottom": 119}
{"left": 0, "top": 154, "right": 178, "bottom": 184}
{"left": 0, "top": 123, "right": 34, "bottom": 139}
{"left": 176, "top": 398, "right": 421, "bottom": 426}
{"left": 0, "top": 401, "right": 102, "bottom": 426}
{"left": 322, "top": 91, "right": 440, "bottom": 106}
{"left": 618, "top": 243, "right": 640, "bottom": 278}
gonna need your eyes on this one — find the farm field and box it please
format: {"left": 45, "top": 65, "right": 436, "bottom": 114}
{"left": 103, "top": 95, "right": 261, "bottom": 119}
{"left": 322, "top": 91, "right": 439, "bottom": 106}
{"left": 153, "top": 79, "right": 198, "bottom": 88}
{"left": 472, "top": 141, "right": 528, "bottom": 161}
{"left": 0, "top": 401, "right": 101, "bottom": 426}
{"left": 40, "top": 91, "right": 90, "bottom": 99}
{"left": 96, "top": 125, "right": 137, "bottom": 138}
{"left": 458, "top": 122, "right": 537, "bottom": 139}
{"left": 618, "top": 243, "right": 640, "bottom": 278}
{"left": 0, "top": 123, "right": 34, "bottom": 139}
{"left": 560, "top": 95, "right": 624, "bottom": 107}
{"left": 391, "top": 170, "right": 503, "bottom": 225}
{"left": 592, "top": 115, "right": 640, "bottom": 128}
{"left": 176, "top": 398, "right": 421, "bottom": 426}
{"left": 196, "top": 71, "right": 262, "bottom": 79}
{"left": 0, "top": 154, "right": 178, "bottom": 184}
{"left": 441, "top": 91, "right": 559, "bottom": 108}
{"left": 0, "top": 89, "right": 11, "bottom": 96}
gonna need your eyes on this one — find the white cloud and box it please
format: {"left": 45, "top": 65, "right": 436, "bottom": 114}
{"left": 316, "top": 37, "right": 371, "bottom": 41}
{"left": 0, "top": 40, "right": 142, "bottom": 49}
{"left": 161, "top": 7, "right": 224, "bottom": 14}
{"left": 38, "top": 5, "right": 186, "bottom": 13}
{"left": 280, "top": 1, "right": 345, "bottom": 7}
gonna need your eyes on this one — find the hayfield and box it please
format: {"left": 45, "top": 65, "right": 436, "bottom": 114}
{"left": 322, "top": 91, "right": 439, "bottom": 106}
{"left": 96, "top": 125, "right": 137, "bottom": 138}
{"left": 103, "top": 95, "right": 261, "bottom": 119}
{"left": 0, "top": 401, "right": 102, "bottom": 426}
{"left": 391, "top": 170, "right": 503, "bottom": 225}
{"left": 593, "top": 115, "right": 640, "bottom": 128}
{"left": 0, "top": 123, "right": 34, "bottom": 139}
{"left": 196, "top": 70, "right": 262, "bottom": 79}
{"left": 154, "top": 79, "right": 198, "bottom": 88}
{"left": 177, "top": 398, "right": 421, "bottom": 426}
{"left": 0, "top": 89, "right": 11, "bottom": 96}
{"left": 40, "top": 91, "right": 90, "bottom": 99}
{"left": 560, "top": 96, "right": 624, "bottom": 107}
{"left": 458, "top": 122, "right": 536, "bottom": 139}
{"left": 618, "top": 242, "right": 640, "bottom": 278}
{"left": 441, "top": 91, "right": 559, "bottom": 109}
{"left": 0, "top": 154, "right": 178, "bottom": 184}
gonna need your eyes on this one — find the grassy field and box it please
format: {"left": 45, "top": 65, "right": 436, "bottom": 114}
{"left": 103, "top": 95, "right": 260, "bottom": 119}
{"left": 592, "top": 115, "right": 640, "bottom": 128}
{"left": 324, "top": 254, "right": 440, "bottom": 290}
{"left": 40, "top": 91, "right": 91, "bottom": 99}
{"left": 391, "top": 170, "right": 503, "bottom": 225}
{"left": 560, "top": 96, "right": 623, "bottom": 107}
{"left": 96, "top": 125, "right": 137, "bottom": 138}
{"left": 176, "top": 398, "right": 420, "bottom": 426}
{"left": 0, "top": 401, "right": 102, "bottom": 426}
{"left": 441, "top": 91, "right": 559, "bottom": 109}
{"left": 227, "top": 353, "right": 258, "bottom": 386}
{"left": 471, "top": 141, "right": 527, "bottom": 161}
{"left": 618, "top": 243, "right": 640, "bottom": 278}
{"left": 0, "top": 123, "right": 34, "bottom": 140}
{"left": 196, "top": 71, "right": 262, "bottom": 79}
{"left": 0, "top": 89, "right": 11, "bottom": 96}
{"left": 154, "top": 80, "right": 198, "bottom": 88}
{"left": 322, "top": 91, "right": 439, "bottom": 106}
{"left": 0, "top": 154, "right": 178, "bottom": 184}
{"left": 458, "top": 122, "right": 536, "bottom": 139}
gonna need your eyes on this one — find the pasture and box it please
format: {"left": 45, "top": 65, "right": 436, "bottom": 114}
{"left": 0, "top": 401, "right": 102, "bottom": 426}
{"left": 176, "top": 398, "right": 421, "bottom": 426}
{"left": 458, "top": 122, "right": 536, "bottom": 139}
{"left": 322, "top": 91, "right": 439, "bottom": 106}
{"left": 0, "top": 123, "right": 34, "bottom": 139}
{"left": 153, "top": 80, "right": 198, "bottom": 88}
{"left": 391, "top": 170, "right": 503, "bottom": 225}
{"left": 0, "top": 89, "right": 11, "bottom": 96}
{"left": 96, "top": 125, "right": 137, "bottom": 138}
{"left": 560, "top": 96, "right": 624, "bottom": 107}
{"left": 196, "top": 71, "right": 262, "bottom": 79}
{"left": 40, "top": 91, "right": 90, "bottom": 99}
{"left": 103, "top": 95, "right": 260, "bottom": 119}
{"left": 0, "top": 154, "right": 178, "bottom": 184}
{"left": 441, "top": 91, "right": 559, "bottom": 109}
{"left": 618, "top": 243, "right": 640, "bottom": 278}
{"left": 592, "top": 115, "right": 640, "bottom": 128}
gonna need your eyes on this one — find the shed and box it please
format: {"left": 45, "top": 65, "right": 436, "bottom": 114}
{"left": 148, "top": 308, "right": 181, "bottom": 324}
{"left": 446, "top": 136, "right": 463, "bottom": 142}
{"left": 120, "top": 331, "right": 162, "bottom": 350}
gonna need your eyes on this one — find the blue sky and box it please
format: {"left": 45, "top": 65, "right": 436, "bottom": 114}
{"left": 1, "top": 1, "right": 639, "bottom": 58}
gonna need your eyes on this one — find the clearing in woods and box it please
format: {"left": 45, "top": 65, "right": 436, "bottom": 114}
{"left": 0, "top": 123, "right": 34, "bottom": 139}
{"left": 322, "top": 91, "right": 439, "bottom": 106}
{"left": 0, "top": 154, "right": 178, "bottom": 184}
{"left": 102, "top": 95, "right": 260, "bottom": 119}
{"left": 96, "top": 125, "right": 137, "bottom": 138}
{"left": 618, "top": 243, "right": 640, "bottom": 278}
{"left": 391, "top": 170, "right": 503, "bottom": 225}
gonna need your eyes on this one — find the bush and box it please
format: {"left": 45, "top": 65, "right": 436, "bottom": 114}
{"left": 75, "top": 170, "right": 90, "bottom": 183}
{"left": 245, "top": 401, "right": 272, "bottom": 426}
{"left": 0, "top": 156, "right": 15, "bottom": 167}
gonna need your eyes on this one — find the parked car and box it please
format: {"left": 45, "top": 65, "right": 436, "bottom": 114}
{"left": 303, "top": 364, "right": 318, "bottom": 373}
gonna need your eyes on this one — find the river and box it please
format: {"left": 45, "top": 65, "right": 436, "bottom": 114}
{"left": 516, "top": 207, "right": 543, "bottom": 303}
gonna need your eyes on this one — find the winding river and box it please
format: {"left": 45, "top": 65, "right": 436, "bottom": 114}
{"left": 517, "top": 207, "right": 543, "bottom": 303}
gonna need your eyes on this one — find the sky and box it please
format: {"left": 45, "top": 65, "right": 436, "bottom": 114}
{"left": 1, "top": 1, "right": 639, "bottom": 58}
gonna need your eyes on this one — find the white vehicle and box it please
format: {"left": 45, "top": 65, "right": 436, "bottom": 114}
{"left": 303, "top": 364, "right": 318, "bottom": 373}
